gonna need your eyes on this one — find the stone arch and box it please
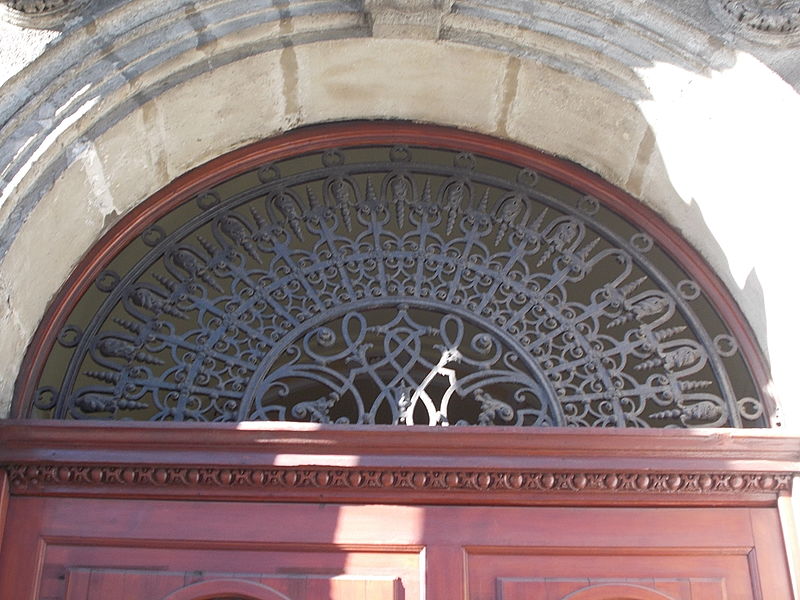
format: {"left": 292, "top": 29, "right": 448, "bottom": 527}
{"left": 0, "top": 1, "right": 794, "bottom": 422}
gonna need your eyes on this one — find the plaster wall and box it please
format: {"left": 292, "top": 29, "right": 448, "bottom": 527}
{"left": 0, "top": 0, "right": 797, "bottom": 426}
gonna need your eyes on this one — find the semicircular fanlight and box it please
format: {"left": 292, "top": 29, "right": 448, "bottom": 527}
{"left": 22, "top": 128, "right": 770, "bottom": 427}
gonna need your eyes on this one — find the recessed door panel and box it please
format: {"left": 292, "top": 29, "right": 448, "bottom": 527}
{"left": 495, "top": 576, "right": 729, "bottom": 600}
{"left": 64, "top": 569, "right": 400, "bottom": 600}
{"left": 469, "top": 552, "right": 752, "bottom": 599}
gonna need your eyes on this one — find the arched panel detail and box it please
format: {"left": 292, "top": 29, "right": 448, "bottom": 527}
{"left": 13, "top": 122, "right": 773, "bottom": 428}
{"left": 561, "top": 583, "right": 675, "bottom": 599}
{"left": 160, "top": 579, "right": 292, "bottom": 600}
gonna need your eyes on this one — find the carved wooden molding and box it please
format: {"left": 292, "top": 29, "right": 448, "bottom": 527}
{"left": 5, "top": 462, "right": 792, "bottom": 498}
{"left": 1, "top": 421, "right": 797, "bottom": 506}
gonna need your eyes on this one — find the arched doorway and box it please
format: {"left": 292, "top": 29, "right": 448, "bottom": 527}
{"left": 0, "top": 124, "right": 795, "bottom": 600}
{"left": 560, "top": 584, "right": 675, "bottom": 599}
{"left": 12, "top": 123, "right": 773, "bottom": 428}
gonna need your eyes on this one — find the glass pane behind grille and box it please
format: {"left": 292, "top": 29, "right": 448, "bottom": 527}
{"left": 29, "top": 145, "right": 767, "bottom": 427}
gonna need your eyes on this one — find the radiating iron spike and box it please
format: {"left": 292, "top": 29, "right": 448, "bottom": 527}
{"left": 477, "top": 188, "right": 490, "bottom": 213}
{"left": 650, "top": 408, "right": 681, "bottom": 420}
{"left": 633, "top": 357, "right": 663, "bottom": 371}
{"left": 111, "top": 316, "right": 142, "bottom": 334}
{"left": 577, "top": 237, "right": 601, "bottom": 260}
{"left": 250, "top": 206, "right": 268, "bottom": 230}
{"left": 74, "top": 394, "right": 116, "bottom": 413}
{"left": 162, "top": 304, "right": 188, "bottom": 319}
{"left": 117, "top": 399, "right": 149, "bottom": 410}
{"left": 620, "top": 276, "right": 648, "bottom": 297}
{"left": 333, "top": 179, "right": 353, "bottom": 232}
{"left": 84, "top": 370, "right": 120, "bottom": 384}
{"left": 135, "top": 349, "right": 165, "bottom": 365}
{"left": 196, "top": 235, "right": 217, "bottom": 258}
{"left": 151, "top": 272, "right": 177, "bottom": 292}
{"left": 530, "top": 207, "right": 547, "bottom": 232}
{"left": 607, "top": 312, "right": 634, "bottom": 328}
{"left": 306, "top": 186, "right": 320, "bottom": 209}
{"left": 365, "top": 177, "right": 379, "bottom": 205}
{"left": 679, "top": 380, "right": 713, "bottom": 391}
{"left": 200, "top": 270, "right": 224, "bottom": 293}
{"left": 392, "top": 178, "right": 407, "bottom": 228}
{"left": 654, "top": 325, "right": 687, "bottom": 342}
{"left": 421, "top": 178, "right": 432, "bottom": 205}
{"left": 536, "top": 248, "right": 553, "bottom": 268}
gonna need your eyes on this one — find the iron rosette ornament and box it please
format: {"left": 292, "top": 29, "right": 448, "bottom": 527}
{"left": 29, "top": 144, "right": 767, "bottom": 428}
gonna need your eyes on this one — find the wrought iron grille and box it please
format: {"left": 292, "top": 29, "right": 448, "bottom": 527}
{"left": 29, "top": 144, "right": 767, "bottom": 427}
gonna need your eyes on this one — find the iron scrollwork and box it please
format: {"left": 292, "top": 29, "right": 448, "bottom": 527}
{"left": 249, "top": 307, "right": 553, "bottom": 426}
{"left": 31, "top": 145, "right": 767, "bottom": 427}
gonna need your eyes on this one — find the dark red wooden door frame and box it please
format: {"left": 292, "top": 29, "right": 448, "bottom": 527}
{"left": 0, "top": 421, "right": 797, "bottom": 508}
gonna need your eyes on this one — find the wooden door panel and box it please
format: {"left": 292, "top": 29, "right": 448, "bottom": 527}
{"left": 470, "top": 552, "right": 752, "bottom": 600}
{"left": 40, "top": 544, "right": 419, "bottom": 600}
{"left": 64, "top": 568, "right": 400, "bottom": 600}
{"left": 496, "top": 578, "right": 726, "bottom": 600}
{"left": 65, "top": 569, "right": 186, "bottom": 600}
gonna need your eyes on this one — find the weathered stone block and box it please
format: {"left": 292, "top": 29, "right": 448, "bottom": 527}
{"left": 293, "top": 38, "right": 506, "bottom": 131}
{"left": 506, "top": 59, "right": 649, "bottom": 188}
{"left": 152, "top": 51, "right": 287, "bottom": 179}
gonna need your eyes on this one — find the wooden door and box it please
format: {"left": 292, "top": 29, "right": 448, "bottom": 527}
{"left": 1, "top": 424, "right": 796, "bottom": 600}
{"left": 1, "top": 496, "right": 791, "bottom": 600}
